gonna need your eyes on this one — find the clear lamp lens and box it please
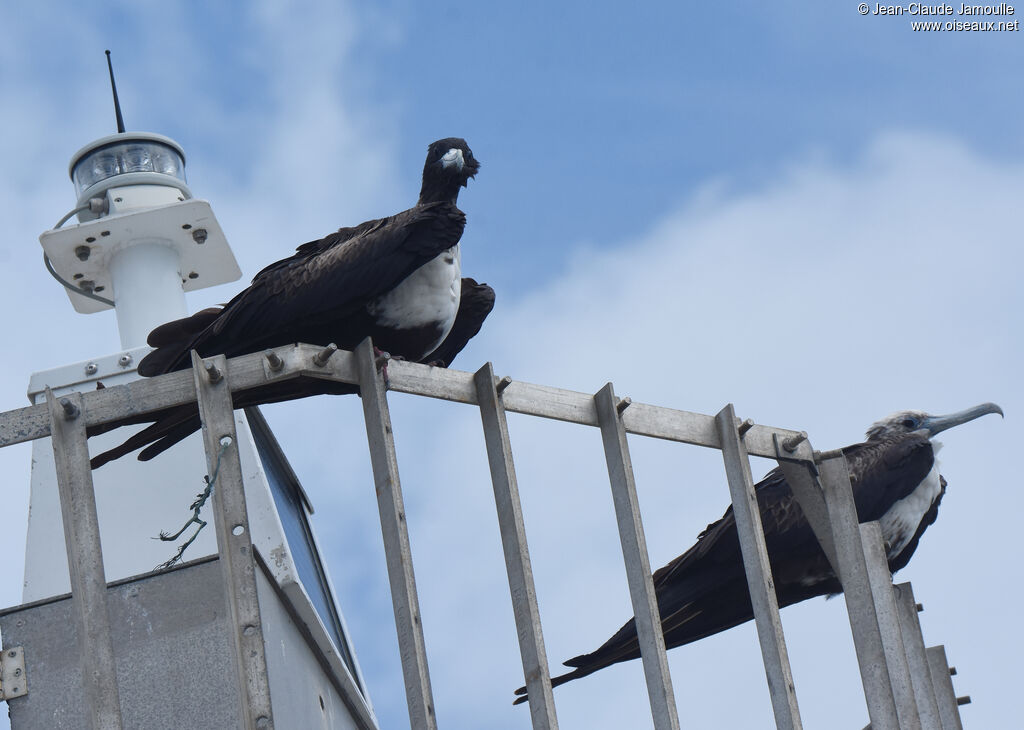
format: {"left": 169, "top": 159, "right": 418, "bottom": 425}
{"left": 73, "top": 141, "right": 186, "bottom": 197}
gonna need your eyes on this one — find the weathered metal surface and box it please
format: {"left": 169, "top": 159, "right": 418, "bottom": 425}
{"left": 859, "top": 522, "right": 921, "bottom": 729}
{"left": 716, "top": 404, "right": 802, "bottom": 730}
{"left": 0, "top": 646, "right": 27, "bottom": 700}
{"left": 354, "top": 339, "right": 436, "bottom": 730}
{"left": 893, "top": 583, "right": 942, "bottom": 729}
{"left": 0, "top": 558, "right": 239, "bottom": 730}
{"left": 817, "top": 455, "right": 899, "bottom": 730}
{"left": 192, "top": 352, "right": 275, "bottom": 729}
{"left": 46, "top": 388, "right": 124, "bottom": 730}
{"left": 474, "top": 364, "right": 558, "bottom": 730}
{"left": 925, "top": 646, "right": 964, "bottom": 730}
{"left": 594, "top": 383, "right": 680, "bottom": 730}
{"left": 0, "top": 345, "right": 811, "bottom": 464}
{"left": 775, "top": 444, "right": 839, "bottom": 575}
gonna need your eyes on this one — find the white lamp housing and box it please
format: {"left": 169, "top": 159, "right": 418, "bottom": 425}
{"left": 39, "top": 132, "right": 241, "bottom": 349}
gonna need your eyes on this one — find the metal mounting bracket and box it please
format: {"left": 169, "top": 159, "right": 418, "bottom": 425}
{"left": 0, "top": 646, "right": 28, "bottom": 700}
{"left": 772, "top": 433, "right": 819, "bottom": 474}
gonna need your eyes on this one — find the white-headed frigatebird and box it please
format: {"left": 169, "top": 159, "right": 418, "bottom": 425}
{"left": 515, "top": 402, "right": 1002, "bottom": 703}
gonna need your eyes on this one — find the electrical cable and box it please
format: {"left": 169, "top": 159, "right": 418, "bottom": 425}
{"left": 45, "top": 199, "right": 116, "bottom": 307}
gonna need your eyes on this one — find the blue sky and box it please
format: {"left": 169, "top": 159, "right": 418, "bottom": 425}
{"left": 1, "top": 2, "right": 1021, "bottom": 728}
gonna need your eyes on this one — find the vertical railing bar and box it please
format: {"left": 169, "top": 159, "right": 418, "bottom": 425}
{"left": 593, "top": 383, "right": 680, "bottom": 730}
{"left": 473, "top": 364, "right": 559, "bottom": 730}
{"left": 893, "top": 583, "right": 943, "bottom": 729}
{"left": 191, "top": 353, "right": 275, "bottom": 729}
{"left": 354, "top": 339, "right": 437, "bottom": 730}
{"left": 715, "top": 404, "right": 802, "bottom": 730}
{"left": 859, "top": 522, "right": 922, "bottom": 729}
{"left": 776, "top": 457, "right": 839, "bottom": 578}
{"left": 815, "top": 455, "right": 900, "bottom": 730}
{"left": 925, "top": 646, "right": 964, "bottom": 730}
{"left": 46, "top": 388, "right": 124, "bottom": 730}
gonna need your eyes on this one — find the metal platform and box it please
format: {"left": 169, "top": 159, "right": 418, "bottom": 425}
{"left": 0, "top": 340, "right": 969, "bottom": 729}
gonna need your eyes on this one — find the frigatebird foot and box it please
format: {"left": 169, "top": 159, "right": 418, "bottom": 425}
{"left": 424, "top": 358, "right": 447, "bottom": 368}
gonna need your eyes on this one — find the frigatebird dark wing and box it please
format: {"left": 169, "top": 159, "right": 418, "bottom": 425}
{"left": 139, "top": 202, "right": 465, "bottom": 376}
{"left": 539, "top": 440, "right": 939, "bottom": 689}
{"left": 90, "top": 276, "right": 495, "bottom": 469}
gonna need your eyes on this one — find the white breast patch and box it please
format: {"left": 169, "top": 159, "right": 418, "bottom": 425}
{"left": 879, "top": 445, "right": 943, "bottom": 559}
{"left": 366, "top": 244, "right": 462, "bottom": 339}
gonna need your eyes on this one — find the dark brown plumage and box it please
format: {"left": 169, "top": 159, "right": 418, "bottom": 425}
{"left": 514, "top": 404, "right": 1001, "bottom": 703}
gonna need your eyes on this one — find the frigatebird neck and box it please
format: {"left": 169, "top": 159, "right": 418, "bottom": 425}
{"left": 417, "top": 188, "right": 461, "bottom": 206}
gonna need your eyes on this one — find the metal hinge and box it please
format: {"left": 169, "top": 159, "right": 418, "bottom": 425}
{"left": 0, "top": 646, "right": 28, "bottom": 700}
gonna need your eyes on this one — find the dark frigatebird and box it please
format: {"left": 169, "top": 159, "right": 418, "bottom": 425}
{"left": 514, "top": 402, "right": 1002, "bottom": 703}
{"left": 90, "top": 138, "right": 492, "bottom": 468}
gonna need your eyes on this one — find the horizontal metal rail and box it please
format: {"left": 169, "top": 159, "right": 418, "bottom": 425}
{"left": 0, "top": 343, "right": 811, "bottom": 464}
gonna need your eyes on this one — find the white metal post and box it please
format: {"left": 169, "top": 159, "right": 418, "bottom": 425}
{"left": 594, "top": 383, "right": 680, "bottom": 730}
{"left": 474, "top": 364, "right": 559, "bottom": 729}
{"left": 354, "top": 339, "right": 437, "bottom": 730}
{"left": 46, "top": 388, "right": 124, "bottom": 730}
{"left": 191, "top": 352, "right": 275, "bottom": 729}
{"left": 716, "top": 404, "right": 802, "bottom": 730}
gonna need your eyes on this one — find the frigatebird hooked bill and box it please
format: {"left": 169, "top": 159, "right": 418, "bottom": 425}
{"left": 90, "top": 138, "right": 492, "bottom": 468}
{"left": 514, "top": 402, "right": 1002, "bottom": 702}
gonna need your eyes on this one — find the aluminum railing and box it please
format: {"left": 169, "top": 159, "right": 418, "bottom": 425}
{"left": 0, "top": 339, "right": 968, "bottom": 729}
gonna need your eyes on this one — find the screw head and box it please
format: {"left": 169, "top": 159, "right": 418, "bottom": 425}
{"left": 192, "top": 228, "right": 208, "bottom": 244}
{"left": 84, "top": 362, "right": 98, "bottom": 376}
{"left": 118, "top": 353, "right": 133, "bottom": 367}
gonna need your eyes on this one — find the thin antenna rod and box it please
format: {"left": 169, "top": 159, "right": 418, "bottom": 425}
{"left": 105, "top": 50, "right": 126, "bottom": 133}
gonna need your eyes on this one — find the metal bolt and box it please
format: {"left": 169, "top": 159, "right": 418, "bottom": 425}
{"left": 8, "top": 650, "right": 15, "bottom": 658}
{"left": 79, "top": 279, "right": 96, "bottom": 292}
{"left": 374, "top": 350, "right": 391, "bottom": 371}
{"left": 313, "top": 342, "right": 338, "bottom": 367}
{"left": 118, "top": 353, "right": 133, "bottom": 367}
{"left": 59, "top": 397, "right": 79, "bottom": 420}
{"left": 219, "top": 436, "right": 233, "bottom": 449}
{"left": 243, "top": 624, "right": 256, "bottom": 636}
{"left": 495, "top": 375, "right": 512, "bottom": 394}
{"left": 84, "top": 362, "right": 98, "bottom": 376}
{"left": 75, "top": 245, "right": 91, "bottom": 261}
{"left": 205, "top": 362, "right": 223, "bottom": 383}
{"left": 192, "top": 228, "right": 208, "bottom": 244}
{"left": 949, "top": 666, "right": 957, "bottom": 676}
{"left": 255, "top": 717, "right": 270, "bottom": 729}
{"left": 916, "top": 602, "right": 924, "bottom": 613}
{"left": 13, "top": 668, "right": 21, "bottom": 677}
{"left": 616, "top": 396, "right": 632, "bottom": 415}
{"left": 782, "top": 431, "right": 808, "bottom": 453}
{"left": 181, "top": 223, "right": 192, "bottom": 230}
{"left": 737, "top": 418, "right": 755, "bottom": 437}
{"left": 265, "top": 350, "right": 284, "bottom": 371}
{"left": 188, "top": 271, "right": 198, "bottom": 279}
{"left": 85, "top": 236, "right": 96, "bottom": 243}
{"left": 100, "top": 230, "right": 110, "bottom": 237}
{"left": 956, "top": 696, "right": 971, "bottom": 706}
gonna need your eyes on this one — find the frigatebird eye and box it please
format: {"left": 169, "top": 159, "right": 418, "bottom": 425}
{"left": 901, "top": 417, "right": 918, "bottom": 429}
